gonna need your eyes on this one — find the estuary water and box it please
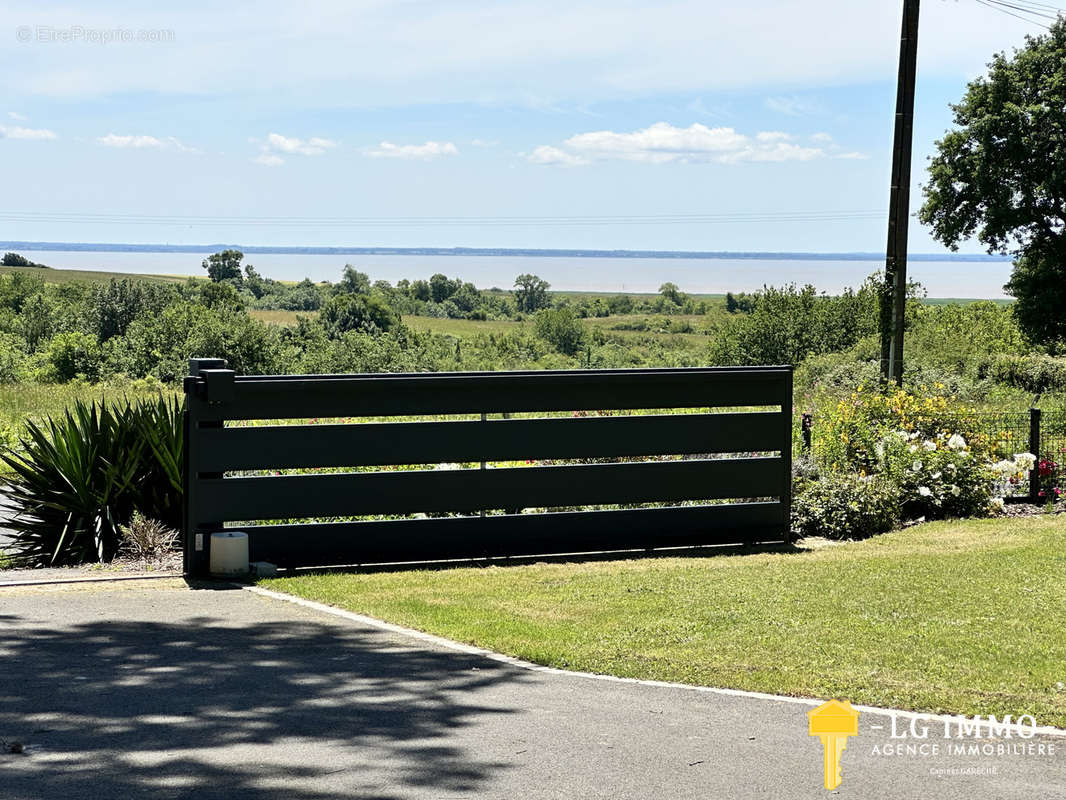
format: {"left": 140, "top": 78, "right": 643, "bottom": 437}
{"left": 19, "top": 250, "right": 1012, "bottom": 299}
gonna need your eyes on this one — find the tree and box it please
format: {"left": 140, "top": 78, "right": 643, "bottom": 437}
{"left": 533, "top": 307, "right": 585, "bottom": 356}
{"left": 337, "top": 265, "right": 371, "bottom": 295}
{"left": 202, "top": 250, "right": 244, "bottom": 283}
{"left": 513, "top": 274, "right": 550, "bottom": 313}
{"left": 429, "top": 273, "right": 458, "bottom": 303}
{"left": 199, "top": 280, "right": 246, "bottom": 312}
{"left": 319, "top": 293, "right": 399, "bottom": 339}
{"left": 658, "top": 282, "right": 684, "bottom": 306}
{"left": 87, "top": 278, "right": 174, "bottom": 342}
{"left": 243, "top": 264, "right": 268, "bottom": 299}
{"left": 918, "top": 21, "right": 1066, "bottom": 348}
{"left": 2, "top": 252, "right": 34, "bottom": 268}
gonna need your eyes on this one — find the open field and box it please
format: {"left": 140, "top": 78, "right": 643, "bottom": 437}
{"left": 0, "top": 381, "right": 176, "bottom": 445}
{"left": 248, "top": 309, "right": 314, "bottom": 326}
{"left": 263, "top": 514, "right": 1066, "bottom": 727}
{"left": 0, "top": 265, "right": 189, "bottom": 285}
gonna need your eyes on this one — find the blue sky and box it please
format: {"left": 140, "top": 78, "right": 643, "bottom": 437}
{"left": 0, "top": 1, "right": 1047, "bottom": 252}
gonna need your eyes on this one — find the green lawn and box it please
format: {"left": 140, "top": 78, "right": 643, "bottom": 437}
{"left": 262, "top": 515, "right": 1066, "bottom": 726}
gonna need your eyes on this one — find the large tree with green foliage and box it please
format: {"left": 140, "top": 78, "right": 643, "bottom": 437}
{"left": 201, "top": 249, "right": 245, "bottom": 283}
{"left": 918, "top": 21, "right": 1066, "bottom": 349}
{"left": 513, "top": 274, "right": 550, "bottom": 313}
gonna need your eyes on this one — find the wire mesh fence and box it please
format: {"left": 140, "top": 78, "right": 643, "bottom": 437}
{"left": 801, "top": 407, "right": 1065, "bottom": 502}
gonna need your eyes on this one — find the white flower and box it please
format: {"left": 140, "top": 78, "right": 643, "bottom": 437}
{"left": 931, "top": 472, "right": 941, "bottom": 480}
{"left": 992, "top": 460, "right": 1017, "bottom": 476}
{"left": 894, "top": 430, "right": 910, "bottom": 441}
{"left": 909, "top": 444, "right": 919, "bottom": 453}
{"left": 1014, "top": 453, "right": 1037, "bottom": 472}
{"left": 950, "top": 484, "right": 961, "bottom": 496}
{"left": 908, "top": 432, "right": 920, "bottom": 441}
{"left": 918, "top": 486, "right": 932, "bottom": 497}
{"left": 922, "top": 440, "right": 937, "bottom": 452}
{"left": 944, "top": 462, "right": 957, "bottom": 474}
{"left": 990, "top": 497, "right": 1006, "bottom": 513}
{"left": 947, "top": 434, "right": 967, "bottom": 451}
{"left": 912, "top": 460, "right": 923, "bottom": 472}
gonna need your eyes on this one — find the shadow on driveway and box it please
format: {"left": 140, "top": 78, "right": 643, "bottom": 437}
{"left": 0, "top": 587, "right": 523, "bottom": 799}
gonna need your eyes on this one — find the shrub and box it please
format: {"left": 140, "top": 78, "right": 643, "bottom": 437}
{"left": 810, "top": 386, "right": 995, "bottom": 473}
{"left": 0, "top": 331, "right": 28, "bottom": 382}
{"left": 86, "top": 278, "right": 175, "bottom": 342}
{"left": 534, "top": 307, "right": 586, "bottom": 356}
{"left": 112, "top": 303, "right": 284, "bottom": 382}
{"left": 980, "top": 353, "right": 1066, "bottom": 393}
{"left": 45, "top": 331, "right": 102, "bottom": 382}
{"left": 791, "top": 472, "right": 900, "bottom": 540}
{"left": 876, "top": 430, "right": 996, "bottom": 520}
{"left": 118, "top": 511, "right": 179, "bottom": 565}
{"left": 0, "top": 396, "right": 183, "bottom": 565}
{"left": 319, "top": 293, "right": 399, "bottom": 338}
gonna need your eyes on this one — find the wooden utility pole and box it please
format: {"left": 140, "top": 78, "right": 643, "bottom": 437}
{"left": 880, "top": 0, "right": 920, "bottom": 386}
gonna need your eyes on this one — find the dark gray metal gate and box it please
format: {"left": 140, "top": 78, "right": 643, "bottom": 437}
{"left": 183, "top": 359, "right": 793, "bottom": 575}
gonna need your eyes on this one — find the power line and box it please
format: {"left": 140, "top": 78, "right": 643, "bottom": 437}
{"left": 973, "top": 0, "right": 1061, "bottom": 28}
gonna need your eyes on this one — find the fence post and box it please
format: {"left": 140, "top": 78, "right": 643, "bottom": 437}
{"left": 801, "top": 413, "right": 813, "bottom": 456}
{"left": 1030, "top": 407, "right": 1042, "bottom": 503}
{"left": 184, "top": 357, "right": 228, "bottom": 577}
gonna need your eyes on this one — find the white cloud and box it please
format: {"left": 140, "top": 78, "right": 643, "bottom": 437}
{"left": 721, "top": 141, "right": 824, "bottom": 164}
{"left": 365, "top": 140, "right": 459, "bottom": 160}
{"left": 532, "top": 122, "right": 826, "bottom": 166}
{"left": 7, "top": 111, "right": 27, "bottom": 121}
{"left": 252, "top": 132, "right": 337, "bottom": 165}
{"left": 836, "top": 151, "right": 870, "bottom": 160}
{"left": 526, "top": 145, "right": 589, "bottom": 166}
{"left": 253, "top": 153, "right": 285, "bottom": 166}
{"left": 265, "top": 133, "right": 337, "bottom": 156}
{"left": 562, "top": 123, "right": 749, "bottom": 164}
{"left": 811, "top": 132, "right": 834, "bottom": 143}
{"left": 0, "top": 124, "right": 57, "bottom": 140}
{"left": 96, "top": 133, "right": 196, "bottom": 151}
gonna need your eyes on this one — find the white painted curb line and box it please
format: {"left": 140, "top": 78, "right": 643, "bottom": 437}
{"left": 244, "top": 584, "right": 1066, "bottom": 739}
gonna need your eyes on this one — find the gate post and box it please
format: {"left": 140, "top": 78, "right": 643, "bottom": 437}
{"left": 184, "top": 357, "right": 228, "bottom": 577}
{"left": 1029, "top": 407, "right": 1042, "bottom": 504}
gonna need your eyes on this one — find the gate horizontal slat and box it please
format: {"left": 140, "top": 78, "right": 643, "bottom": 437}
{"left": 198, "top": 457, "right": 782, "bottom": 522}
{"left": 240, "top": 503, "right": 788, "bottom": 567}
{"left": 191, "top": 367, "right": 790, "bottom": 421}
{"left": 198, "top": 411, "right": 785, "bottom": 472}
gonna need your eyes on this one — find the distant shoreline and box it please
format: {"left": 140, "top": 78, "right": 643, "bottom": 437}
{"left": 0, "top": 241, "right": 1011, "bottom": 263}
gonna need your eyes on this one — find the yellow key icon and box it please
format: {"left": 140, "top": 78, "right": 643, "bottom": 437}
{"left": 808, "top": 700, "right": 859, "bottom": 790}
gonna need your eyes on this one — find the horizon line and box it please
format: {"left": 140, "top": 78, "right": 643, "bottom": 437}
{"left": 0, "top": 241, "right": 1011, "bottom": 263}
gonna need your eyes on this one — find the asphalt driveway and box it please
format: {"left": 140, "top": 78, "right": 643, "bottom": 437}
{"left": 0, "top": 580, "right": 1061, "bottom": 799}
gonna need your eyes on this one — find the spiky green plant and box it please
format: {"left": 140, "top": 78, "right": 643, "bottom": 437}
{"left": 0, "top": 396, "right": 183, "bottom": 566}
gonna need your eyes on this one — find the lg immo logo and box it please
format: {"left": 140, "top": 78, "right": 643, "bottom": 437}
{"left": 807, "top": 701, "right": 1053, "bottom": 791}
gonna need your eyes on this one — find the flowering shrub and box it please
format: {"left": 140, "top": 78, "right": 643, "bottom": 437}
{"left": 791, "top": 472, "right": 899, "bottom": 540}
{"left": 812, "top": 386, "right": 1008, "bottom": 472}
{"left": 1037, "top": 456, "right": 1063, "bottom": 504}
{"left": 876, "top": 431, "right": 1001, "bottom": 520}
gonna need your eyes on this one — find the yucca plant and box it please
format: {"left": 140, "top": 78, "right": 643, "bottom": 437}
{"left": 0, "top": 396, "right": 183, "bottom": 566}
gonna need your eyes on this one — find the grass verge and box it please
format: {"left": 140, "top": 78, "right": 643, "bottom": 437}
{"left": 262, "top": 515, "right": 1066, "bottom": 726}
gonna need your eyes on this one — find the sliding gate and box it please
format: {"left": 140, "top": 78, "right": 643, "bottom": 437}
{"left": 183, "top": 360, "right": 792, "bottom": 575}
